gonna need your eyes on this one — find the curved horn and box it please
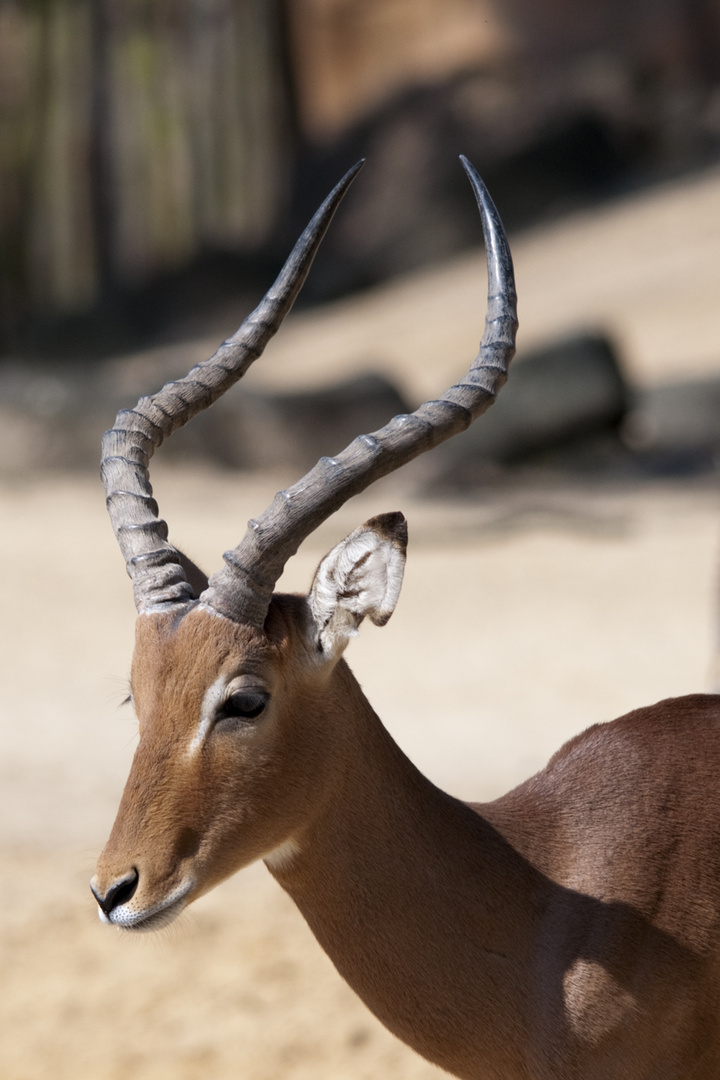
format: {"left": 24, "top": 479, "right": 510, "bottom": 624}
{"left": 101, "top": 161, "right": 365, "bottom": 613}
{"left": 201, "top": 157, "right": 518, "bottom": 626}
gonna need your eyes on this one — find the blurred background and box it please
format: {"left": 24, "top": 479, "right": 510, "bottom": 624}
{"left": 3, "top": 2, "right": 720, "bottom": 1079}
{"left": 4, "top": 0, "right": 720, "bottom": 345}
{"left": 3, "top": 0, "right": 720, "bottom": 476}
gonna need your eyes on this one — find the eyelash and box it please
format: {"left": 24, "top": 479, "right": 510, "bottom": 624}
{"left": 218, "top": 691, "right": 269, "bottom": 722}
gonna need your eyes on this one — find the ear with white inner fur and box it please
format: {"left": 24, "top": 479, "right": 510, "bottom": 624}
{"left": 308, "top": 511, "right": 408, "bottom": 660}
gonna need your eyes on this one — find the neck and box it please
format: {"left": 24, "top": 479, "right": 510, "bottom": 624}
{"left": 266, "top": 664, "right": 551, "bottom": 1080}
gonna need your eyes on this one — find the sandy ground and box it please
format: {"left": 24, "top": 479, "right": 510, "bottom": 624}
{"left": 3, "top": 165, "right": 720, "bottom": 1079}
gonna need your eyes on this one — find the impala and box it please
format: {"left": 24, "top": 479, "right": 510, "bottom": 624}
{"left": 92, "top": 158, "right": 720, "bottom": 1079}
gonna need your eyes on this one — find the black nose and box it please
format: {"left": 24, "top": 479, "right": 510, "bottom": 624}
{"left": 91, "top": 868, "right": 139, "bottom": 915}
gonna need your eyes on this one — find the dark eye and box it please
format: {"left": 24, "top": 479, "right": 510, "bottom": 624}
{"left": 220, "top": 691, "right": 269, "bottom": 722}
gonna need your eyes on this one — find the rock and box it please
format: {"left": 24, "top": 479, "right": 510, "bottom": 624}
{"left": 426, "top": 332, "right": 629, "bottom": 485}
{"left": 622, "top": 375, "right": 720, "bottom": 474}
{"left": 172, "top": 371, "right": 412, "bottom": 470}
{"left": 0, "top": 364, "right": 115, "bottom": 472}
{"left": 0, "top": 360, "right": 411, "bottom": 474}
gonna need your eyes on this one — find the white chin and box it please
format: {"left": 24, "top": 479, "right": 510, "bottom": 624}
{"left": 99, "top": 881, "right": 194, "bottom": 932}
{"left": 116, "top": 901, "right": 186, "bottom": 932}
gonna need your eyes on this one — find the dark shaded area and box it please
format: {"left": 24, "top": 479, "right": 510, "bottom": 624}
{"left": 0, "top": 362, "right": 411, "bottom": 474}
{"left": 291, "top": 86, "right": 646, "bottom": 302}
{"left": 11, "top": 250, "right": 279, "bottom": 363}
{"left": 425, "top": 336, "right": 720, "bottom": 491}
{"left": 429, "top": 334, "right": 629, "bottom": 476}
{"left": 5, "top": 103, "right": 640, "bottom": 359}
{"left": 0, "top": 0, "right": 289, "bottom": 358}
{"left": 5, "top": 109, "right": 680, "bottom": 361}
{"left": 4, "top": 330, "right": 720, "bottom": 485}
{"left": 6, "top": 34, "right": 720, "bottom": 360}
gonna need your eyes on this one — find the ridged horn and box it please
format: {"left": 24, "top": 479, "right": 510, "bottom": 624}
{"left": 200, "top": 157, "right": 518, "bottom": 626}
{"left": 101, "top": 161, "right": 365, "bottom": 613}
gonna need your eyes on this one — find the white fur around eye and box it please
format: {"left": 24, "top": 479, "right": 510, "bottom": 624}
{"left": 188, "top": 674, "right": 228, "bottom": 756}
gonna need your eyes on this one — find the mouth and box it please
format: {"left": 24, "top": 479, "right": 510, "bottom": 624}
{"left": 97, "top": 879, "right": 194, "bottom": 933}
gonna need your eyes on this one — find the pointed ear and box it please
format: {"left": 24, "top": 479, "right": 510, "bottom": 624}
{"left": 308, "top": 511, "right": 408, "bottom": 660}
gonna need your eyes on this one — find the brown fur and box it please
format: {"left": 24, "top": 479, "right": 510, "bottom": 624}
{"left": 94, "top": 584, "right": 720, "bottom": 1079}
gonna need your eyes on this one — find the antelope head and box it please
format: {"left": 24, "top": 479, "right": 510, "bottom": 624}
{"left": 91, "top": 159, "right": 517, "bottom": 931}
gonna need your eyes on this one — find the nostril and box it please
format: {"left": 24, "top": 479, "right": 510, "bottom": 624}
{"left": 91, "top": 868, "right": 139, "bottom": 915}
